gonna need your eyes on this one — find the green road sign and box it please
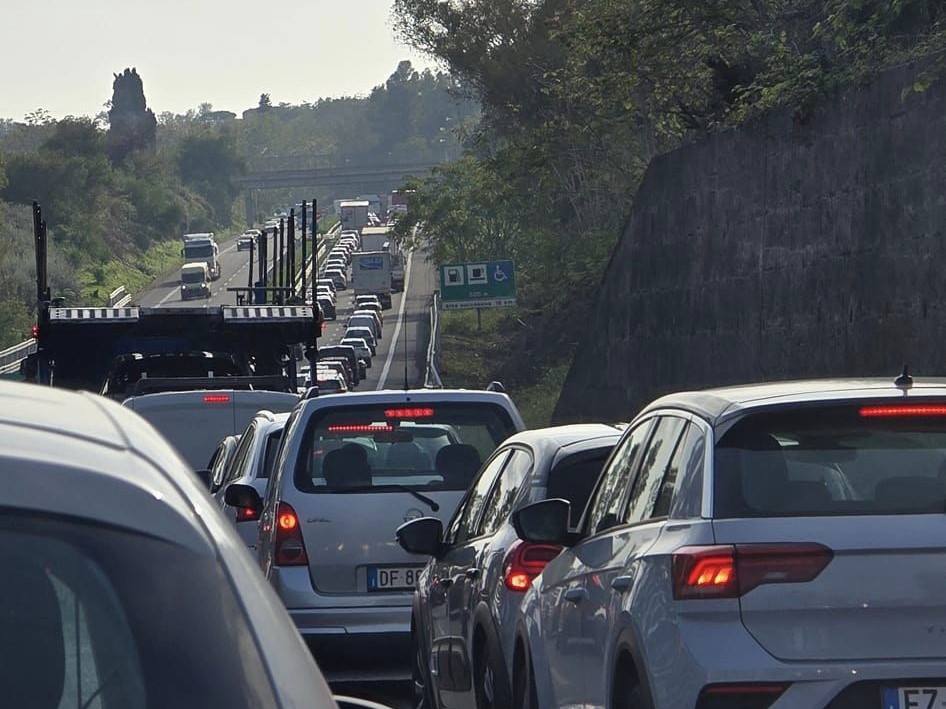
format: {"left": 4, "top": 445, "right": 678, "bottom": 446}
{"left": 439, "top": 260, "right": 517, "bottom": 310}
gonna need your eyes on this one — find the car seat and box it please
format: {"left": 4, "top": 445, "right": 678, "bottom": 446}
{"left": 323, "top": 443, "right": 373, "bottom": 487}
{"left": 435, "top": 444, "right": 482, "bottom": 488}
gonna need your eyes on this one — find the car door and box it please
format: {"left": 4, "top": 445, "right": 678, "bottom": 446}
{"left": 536, "top": 419, "right": 657, "bottom": 706}
{"left": 428, "top": 449, "right": 512, "bottom": 707}
{"left": 448, "top": 448, "right": 534, "bottom": 707}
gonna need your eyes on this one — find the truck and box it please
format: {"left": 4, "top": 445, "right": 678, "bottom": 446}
{"left": 360, "top": 225, "right": 394, "bottom": 253}
{"left": 351, "top": 251, "right": 393, "bottom": 309}
{"left": 182, "top": 233, "right": 221, "bottom": 280}
{"left": 179, "top": 263, "right": 211, "bottom": 300}
{"left": 339, "top": 200, "right": 370, "bottom": 234}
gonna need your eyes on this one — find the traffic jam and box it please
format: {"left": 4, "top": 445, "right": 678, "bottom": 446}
{"left": 6, "top": 198, "right": 946, "bottom": 709}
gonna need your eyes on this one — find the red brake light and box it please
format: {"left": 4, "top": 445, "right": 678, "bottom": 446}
{"left": 860, "top": 404, "right": 946, "bottom": 418}
{"left": 384, "top": 407, "right": 434, "bottom": 419}
{"left": 30, "top": 324, "right": 39, "bottom": 338}
{"left": 503, "top": 540, "right": 562, "bottom": 592}
{"left": 697, "top": 683, "right": 789, "bottom": 708}
{"left": 673, "top": 543, "right": 832, "bottom": 600}
{"left": 274, "top": 502, "right": 308, "bottom": 566}
{"left": 327, "top": 424, "right": 394, "bottom": 433}
{"left": 237, "top": 506, "right": 260, "bottom": 522}
{"left": 203, "top": 394, "right": 230, "bottom": 404}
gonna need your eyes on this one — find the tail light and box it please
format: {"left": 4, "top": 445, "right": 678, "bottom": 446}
{"left": 274, "top": 502, "right": 308, "bottom": 566}
{"left": 236, "top": 506, "right": 260, "bottom": 522}
{"left": 672, "top": 543, "right": 832, "bottom": 600}
{"left": 30, "top": 324, "right": 39, "bottom": 338}
{"left": 696, "top": 683, "right": 789, "bottom": 709}
{"left": 503, "top": 540, "right": 562, "bottom": 592}
{"left": 203, "top": 394, "right": 230, "bottom": 404}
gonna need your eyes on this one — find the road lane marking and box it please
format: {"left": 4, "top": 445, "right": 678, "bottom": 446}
{"left": 377, "top": 250, "right": 414, "bottom": 390}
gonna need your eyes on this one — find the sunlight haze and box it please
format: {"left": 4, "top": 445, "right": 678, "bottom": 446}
{"left": 0, "top": 0, "right": 435, "bottom": 121}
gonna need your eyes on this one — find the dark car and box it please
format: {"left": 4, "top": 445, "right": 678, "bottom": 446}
{"left": 100, "top": 351, "right": 248, "bottom": 400}
{"left": 398, "top": 423, "right": 624, "bottom": 709}
{"left": 319, "top": 345, "right": 361, "bottom": 386}
{"left": 317, "top": 296, "right": 337, "bottom": 320}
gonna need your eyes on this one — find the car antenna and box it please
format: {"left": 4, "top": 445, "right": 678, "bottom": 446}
{"left": 895, "top": 364, "right": 913, "bottom": 390}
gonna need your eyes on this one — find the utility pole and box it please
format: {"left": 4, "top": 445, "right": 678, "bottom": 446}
{"left": 301, "top": 200, "right": 308, "bottom": 298}
{"left": 288, "top": 208, "right": 296, "bottom": 300}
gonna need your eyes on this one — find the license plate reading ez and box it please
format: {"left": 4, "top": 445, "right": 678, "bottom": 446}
{"left": 367, "top": 565, "right": 424, "bottom": 591}
{"left": 883, "top": 686, "right": 946, "bottom": 709}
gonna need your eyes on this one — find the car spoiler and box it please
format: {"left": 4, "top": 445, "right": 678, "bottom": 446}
{"left": 126, "top": 375, "right": 293, "bottom": 397}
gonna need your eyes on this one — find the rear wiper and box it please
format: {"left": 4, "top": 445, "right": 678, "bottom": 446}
{"left": 326, "top": 484, "right": 440, "bottom": 512}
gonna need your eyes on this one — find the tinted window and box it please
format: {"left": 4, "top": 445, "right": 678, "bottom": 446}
{"left": 478, "top": 449, "right": 533, "bottom": 537}
{"left": 625, "top": 418, "right": 688, "bottom": 524}
{"left": 714, "top": 403, "right": 946, "bottom": 518}
{"left": 669, "top": 427, "right": 706, "bottom": 519}
{"left": 450, "top": 450, "right": 511, "bottom": 544}
{"left": 294, "top": 403, "right": 518, "bottom": 493}
{"left": 227, "top": 426, "right": 257, "bottom": 484}
{"left": 0, "top": 514, "right": 275, "bottom": 708}
{"left": 259, "top": 429, "right": 285, "bottom": 479}
{"left": 584, "top": 420, "right": 654, "bottom": 534}
{"left": 546, "top": 448, "right": 615, "bottom": 527}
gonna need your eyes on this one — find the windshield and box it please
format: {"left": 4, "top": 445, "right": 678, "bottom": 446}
{"left": 294, "top": 403, "right": 517, "bottom": 493}
{"left": 180, "top": 271, "right": 204, "bottom": 284}
{"left": 715, "top": 403, "right": 946, "bottom": 518}
{"left": 184, "top": 244, "right": 214, "bottom": 258}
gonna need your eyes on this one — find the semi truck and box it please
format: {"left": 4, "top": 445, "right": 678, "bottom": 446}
{"left": 182, "top": 233, "right": 221, "bottom": 280}
{"left": 339, "top": 200, "right": 370, "bottom": 234}
{"left": 351, "top": 251, "right": 393, "bottom": 309}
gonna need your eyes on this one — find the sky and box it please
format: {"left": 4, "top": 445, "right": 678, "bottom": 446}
{"left": 0, "top": 0, "right": 437, "bottom": 122}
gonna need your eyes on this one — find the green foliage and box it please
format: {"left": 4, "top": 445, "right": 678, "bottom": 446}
{"left": 107, "top": 68, "right": 157, "bottom": 164}
{"left": 176, "top": 128, "right": 245, "bottom": 227}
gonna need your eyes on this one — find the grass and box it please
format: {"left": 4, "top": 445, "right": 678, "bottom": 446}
{"left": 78, "top": 240, "right": 183, "bottom": 304}
{"left": 437, "top": 308, "right": 571, "bottom": 428}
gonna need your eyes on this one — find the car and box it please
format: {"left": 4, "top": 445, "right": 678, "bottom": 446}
{"left": 324, "top": 268, "right": 348, "bottom": 290}
{"left": 351, "top": 309, "right": 383, "bottom": 336}
{"left": 326, "top": 257, "right": 348, "bottom": 270}
{"left": 224, "top": 389, "right": 527, "bottom": 684}
{"left": 348, "top": 314, "right": 381, "bottom": 340}
{"left": 397, "top": 423, "right": 624, "bottom": 709}
{"left": 316, "top": 278, "right": 337, "bottom": 295}
{"left": 206, "top": 433, "right": 241, "bottom": 495}
{"left": 316, "top": 285, "right": 336, "bottom": 301}
{"left": 0, "top": 379, "right": 342, "bottom": 708}
{"left": 318, "top": 345, "right": 362, "bottom": 386}
{"left": 317, "top": 296, "right": 337, "bottom": 320}
{"left": 316, "top": 359, "right": 353, "bottom": 387}
{"left": 237, "top": 233, "right": 256, "bottom": 251}
{"left": 355, "top": 294, "right": 382, "bottom": 309}
{"left": 305, "top": 371, "right": 349, "bottom": 395}
{"left": 356, "top": 301, "right": 384, "bottom": 325}
{"left": 340, "top": 337, "right": 373, "bottom": 366}
{"left": 346, "top": 326, "right": 377, "bottom": 352}
{"left": 511, "top": 376, "right": 946, "bottom": 709}
{"left": 212, "top": 411, "right": 290, "bottom": 550}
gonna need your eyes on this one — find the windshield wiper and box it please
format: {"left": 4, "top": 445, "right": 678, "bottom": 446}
{"left": 326, "top": 484, "right": 440, "bottom": 512}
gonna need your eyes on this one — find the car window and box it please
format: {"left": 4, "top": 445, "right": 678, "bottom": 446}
{"left": 209, "top": 441, "right": 231, "bottom": 488}
{"left": 226, "top": 425, "right": 257, "bottom": 485}
{"left": 668, "top": 426, "right": 706, "bottom": 519}
{"left": 0, "top": 514, "right": 276, "bottom": 708}
{"left": 259, "top": 429, "right": 284, "bottom": 479}
{"left": 624, "top": 417, "right": 688, "bottom": 524}
{"left": 584, "top": 420, "right": 654, "bottom": 535}
{"left": 452, "top": 450, "right": 511, "bottom": 544}
{"left": 478, "top": 449, "right": 533, "bottom": 537}
{"left": 546, "top": 448, "right": 616, "bottom": 527}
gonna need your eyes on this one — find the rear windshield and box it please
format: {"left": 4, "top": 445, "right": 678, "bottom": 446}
{"left": 715, "top": 402, "right": 946, "bottom": 518}
{"left": 294, "top": 403, "right": 518, "bottom": 493}
{"left": 0, "top": 513, "right": 275, "bottom": 708}
{"left": 547, "top": 449, "right": 615, "bottom": 526}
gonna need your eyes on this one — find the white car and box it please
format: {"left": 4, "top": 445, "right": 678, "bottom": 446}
{"left": 340, "top": 337, "right": 373, "bottom": 367}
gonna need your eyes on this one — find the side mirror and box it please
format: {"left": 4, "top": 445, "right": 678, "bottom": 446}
{"left": 512, "top": 499, "right": 572, "bottom": 545}
{"left": 395, "top": 517, "right": 444, "bottom": 557}
{"left": 225, "top": 483, "right": 263, "bottom": 513}
{"left": 194, "top": 469, "right": 213, "bottom": 490}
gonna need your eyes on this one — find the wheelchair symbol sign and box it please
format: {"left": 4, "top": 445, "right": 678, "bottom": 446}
{"left": 492, "top": 264, "right": 509, "bottom": 283}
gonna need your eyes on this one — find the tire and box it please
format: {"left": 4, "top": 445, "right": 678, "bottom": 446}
{"left": 611, "top": 659, "right": 651, "bottom": 709}
{"left": 413, "top": 634, "right": 437, "bottom": 709}
{"left": 512, "top": 643, "right": 538, "bottom": 709}
{"left": 474, "top": 637, "right": 511, "bottom": 709}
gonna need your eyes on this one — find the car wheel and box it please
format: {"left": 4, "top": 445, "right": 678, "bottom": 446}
{"left": 413, "top": 634, "right": 437, "bottom": 709}
{"left": 512, "top": 643, "right": 538, "bottom": 709}
{"left": 611, "top": 663, "right": 652, "bottom": 709}
{"left": 474, "top": 635, "right": 511, "bottom": 709}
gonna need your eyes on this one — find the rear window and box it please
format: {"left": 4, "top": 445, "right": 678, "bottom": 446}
{"left": 0, "top": 513, "right": 276, "bottom": 708}
{"left": 715, "top": 402, "right": 946, "bottom": 518}
{"left": 546, "top": 449, "right": 615, "bottom": 526}
{"left": 294, "top": 403, "right": 518, "bottom": 493}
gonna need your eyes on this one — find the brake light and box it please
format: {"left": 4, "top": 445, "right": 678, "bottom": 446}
{"left": 237, "top": 506, "right": 260, "bottom": 522}
{"left": 327, "top": 424, "right": 394, "bottom": 433}
{"left": 696, "top": 683, "right": 789, "bottom": 709}
{"left": 672, "top": 543, "right": 832, "bottom": 600}
{"left": 503, "top": 540, "right": 562, "bottom": 592}
{"left": 30, "top": 324, "right": 39, "bottom": 338}
{"left": 860, "top": 404, "right": 946, "bottom": 417}
{"left": 203, "top": 394, "right": 230, "bottom": 404}
{"left": 384, "top": 407, "right": 434, "bottom": 418}
{"left": 274, "top": 502, "right": 308, "bottom": 566}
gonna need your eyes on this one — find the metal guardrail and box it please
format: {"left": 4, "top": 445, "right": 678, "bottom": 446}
{"left": 0, "top": 338, "right": 36, "bottom": 375}
{"left": 425, "top": 291, "right": 443, "bottom": 388}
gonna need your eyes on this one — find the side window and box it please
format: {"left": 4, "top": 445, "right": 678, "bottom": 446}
{"left": 478, "top": 449, "right": 533, "bottom": 537}
{"left": 624, "top": 417, "right": 688, "bottom": 524}
{"left": 225, "top": 428, "right": 256, "bottom": 486}
{"left": 209, "top": 444, "right": 229, "bottom": 489}
{"left": 584, "top": 420, "right": 654, "bottom": 535}
{"left": 450, "top": 450, "right": 511, "bottom": 545}
{"left": 669, "top": 426, "right": 706, "bottom": 519}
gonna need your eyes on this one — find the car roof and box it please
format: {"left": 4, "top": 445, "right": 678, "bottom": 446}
{"left": 0, "top": 380, "right": 216, "bottom": 553}
{"left": 639, "top": 377, "right": 946, "bottom": 424}
{"left": 298, "top": 388, "right": 523, "bottom": 412}
{"left": 501, "top": 423, "right": 623, "bottom": 461}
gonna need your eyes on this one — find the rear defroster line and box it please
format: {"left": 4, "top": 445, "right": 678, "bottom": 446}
{"left": 377, "top": 250, "right": 414, "bottom": 390}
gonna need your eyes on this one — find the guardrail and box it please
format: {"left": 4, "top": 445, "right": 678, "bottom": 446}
{"left": 425, "top": 291, "right": 443, "bottom": 388}
{"left": 107, "top": 286, "right": 132, "bottom": 307}
{"left": 0, "top": 338, "right": 36, "bottom": 375}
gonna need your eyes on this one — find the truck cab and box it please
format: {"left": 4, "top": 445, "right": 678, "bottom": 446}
{"left": 182, "top": 234, "right": 221, "bottom": 280}
{"left": 180, "top": 263, "right": 211, "bottom": 300}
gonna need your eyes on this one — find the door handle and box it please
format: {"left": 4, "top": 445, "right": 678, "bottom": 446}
{"left": 564, "top": 588, "right": 587, "bottom": 604}
{"left": 611, "top": 575, "right": 634, "bottom": 593}
{"left": 465, "top": 568, "right": 481, "bottom": 581}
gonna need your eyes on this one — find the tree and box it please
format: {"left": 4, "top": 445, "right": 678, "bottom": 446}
{"left": 177, "top": 128, "right": 246, "bottom": 226}
{"left": 42, "top": 117, "right": 104, "bottom": 158}
{"left": 106, "top": 68, "right": 157, "bottom": 164}
{"left": 258, "top": 93, "right": 272, "bottom": 111}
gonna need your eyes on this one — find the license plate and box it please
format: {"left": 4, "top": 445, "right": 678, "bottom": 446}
{"left": 883, "top": 686, "right": 946, "bottom": 709}
{"left": 367, "top": 565, "right": 425, "bottom": 592}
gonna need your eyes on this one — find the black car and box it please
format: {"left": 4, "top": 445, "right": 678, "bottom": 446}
{"left": 318, "top": 346, "right": 360, "bottom": 386}
{"left": 317, "top": 296, "right": 337, "bottom": 320}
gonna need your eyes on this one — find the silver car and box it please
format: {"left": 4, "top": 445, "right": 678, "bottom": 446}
{"left": 0, "top": 380, "right": 336, "bottom": 708}
{"left": 225, "top": 389, "right": 527, "bottom": 683}
{"left": 512, "top": 377, "right": 946, "bottom": 709}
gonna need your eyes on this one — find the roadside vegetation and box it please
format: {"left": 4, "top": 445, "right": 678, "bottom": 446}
{"left": 393, "top": 0, "right": 946, "bottom": 421}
